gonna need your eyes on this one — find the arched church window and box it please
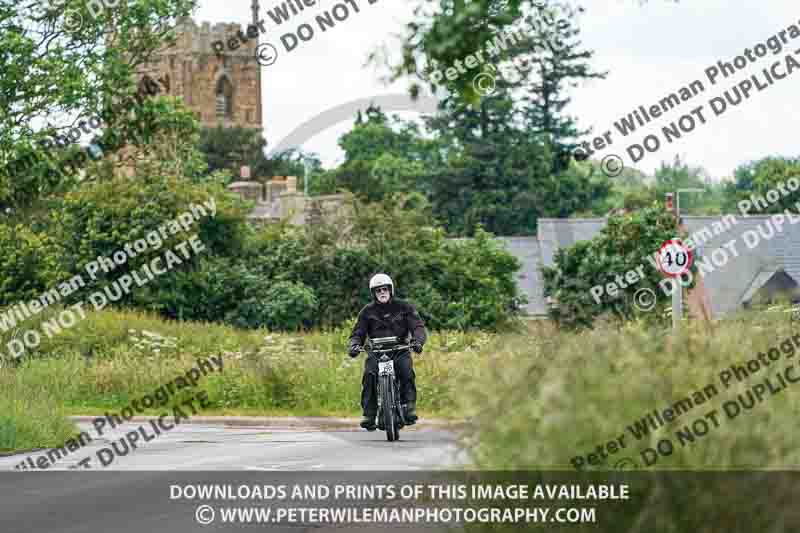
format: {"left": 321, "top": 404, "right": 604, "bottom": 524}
{"left": 216, "top": 76, "right": 234, "bottom": 119}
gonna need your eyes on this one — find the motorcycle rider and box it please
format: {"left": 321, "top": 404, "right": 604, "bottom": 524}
{"left": 348, "top": 274, "right": 427, "bottom": 431}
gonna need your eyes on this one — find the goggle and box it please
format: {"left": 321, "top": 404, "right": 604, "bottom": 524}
{"left": 374, "top": 286, "right": 391, "bottom": 294}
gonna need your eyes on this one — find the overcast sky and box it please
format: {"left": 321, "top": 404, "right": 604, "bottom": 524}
{"left": 194, "top": 0, "right": 800, "bottom": 180}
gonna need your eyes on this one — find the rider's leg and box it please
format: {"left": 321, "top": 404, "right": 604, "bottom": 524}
{"left": 360, "top": 356, "right": 378, "bottom": 430}
{"left": 395, "top": 351, "right": 418, "bottom": 423}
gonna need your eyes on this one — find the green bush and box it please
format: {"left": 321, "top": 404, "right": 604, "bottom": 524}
{"left": 433, "top": 228, "right": 523, "bottom": 329}
{"left": 459, "top": 311, "right": 800, "bottom": 531}
{"left": 294, "top": 247, "right": 380, "bottom": 327}
{"left": 134, "top": 256, "right": 253, "bottom": 322}
{"left": 134, "top": 257, "right": 319, "bottom": 332}
{"left": 542, "top": 204, "right": 692, "bottom": 329}
{"left": 297, "top": 197, "right": 524, "bottom": 330}
{"left": 21, "top": 184, "right": 522, "bottom": 332}
{"left": 245, "top": 198, "right": 527, "bottom": 331}
{"left": 0, "top": 224, "right": 64, "bottom": 307}
{"left": 229, "top": 281, "right": 319, "bottom": 331}
{"left": 49, "top": 175, "right": 250, "bottom": 305}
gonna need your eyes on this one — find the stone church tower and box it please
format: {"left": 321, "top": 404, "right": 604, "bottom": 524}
{"left": 135, "top": 0, "right": 264, "bottom": 131}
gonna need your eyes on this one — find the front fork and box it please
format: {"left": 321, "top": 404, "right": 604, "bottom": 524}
{"left": 376, "top": 369, "right": 406, "bottom": 427}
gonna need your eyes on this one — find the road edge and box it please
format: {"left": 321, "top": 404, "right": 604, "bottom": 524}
{"left": 68, "top": 415, "right": 466, "bottom": 430}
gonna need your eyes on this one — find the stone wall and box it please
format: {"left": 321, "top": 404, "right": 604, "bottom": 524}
{"left": 226, "top": 178, "right": 352, "bottom": 226}
{"left": 134, "top": 19, "right": 262, "bottom": 130}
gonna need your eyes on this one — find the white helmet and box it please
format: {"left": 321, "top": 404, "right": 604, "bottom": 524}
{"left": 369, "top": 273, "right": 394, "bottom": 299}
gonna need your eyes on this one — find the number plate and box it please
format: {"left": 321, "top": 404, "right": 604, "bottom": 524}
{"left": 378, "top": 360, "right": 394, "bottom": 374}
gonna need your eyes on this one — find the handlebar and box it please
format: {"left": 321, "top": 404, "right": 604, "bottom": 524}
{"left": 356, "top": 344, "right": 411, "bottom": 355}
{"left": 370, "top": 345, "right": 410, "bottom": 354}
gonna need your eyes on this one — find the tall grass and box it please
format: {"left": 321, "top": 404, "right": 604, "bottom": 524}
{"left": 0, "top": 369, "right": 76, "bottom": 453}
{"left": 3, "top": 307, "right": 490, "bottom": 452}
{"left": 461, "top": 306, "right": 800, "bottom": 470}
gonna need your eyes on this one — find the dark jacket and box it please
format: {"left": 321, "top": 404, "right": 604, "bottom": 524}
{"left": 349, "top": 299, "right": 427, "bottom": 349}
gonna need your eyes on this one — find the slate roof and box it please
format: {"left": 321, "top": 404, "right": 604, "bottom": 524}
{"left": 739, "top": 269, "right": 780, "bottom": 306}
{"left": 495, "top": 237, "right": 546, "bottom": 316}
{"left": 682, "top": 215, "right": 800, "bottom": 317}
{"left": 537, "top": 218, "right": 607, "bottom": 266}
{"left": 504, "top": 215, "right": 800, "bottom": 319}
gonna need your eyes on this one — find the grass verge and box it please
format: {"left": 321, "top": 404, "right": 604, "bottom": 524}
{"left": 1, "top": 307, "right": 490, "bottom": 452}
{"left": 459, "top": 305, "right": 800, "bottom": 469}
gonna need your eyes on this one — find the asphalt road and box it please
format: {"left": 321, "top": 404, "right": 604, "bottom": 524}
{"left": 1, "top": 419, "right": 465, "bottom": 471}
{"left": 0, "top": 420, "right": 466, "bottom": 533}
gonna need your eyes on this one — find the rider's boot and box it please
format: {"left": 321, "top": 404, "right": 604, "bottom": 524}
{"left": 360, "top": 412, "right": 377, "bottom": 431}
{"left": 404, "top": 402, "right": 418, "bottom": 425}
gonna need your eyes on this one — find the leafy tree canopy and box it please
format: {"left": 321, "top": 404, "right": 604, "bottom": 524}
{"left": 724, "top": 156, "right": 800, "bottom": 214}
{"left": 0, "top": 0, "right": 198, "bottom": 208}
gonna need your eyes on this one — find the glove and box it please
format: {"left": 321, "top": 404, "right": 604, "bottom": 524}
{"left": 349, "top": 344, "right": 361, "bottom": 358}
{"left": 411, "top": 341, "right": 423, "bottom": 354}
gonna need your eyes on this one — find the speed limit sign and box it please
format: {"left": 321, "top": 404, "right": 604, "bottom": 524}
{"left": 657, "top": 239, "right": 692, "bottom": 277}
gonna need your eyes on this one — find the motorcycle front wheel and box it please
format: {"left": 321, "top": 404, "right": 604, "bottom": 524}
{"left": 380, "top": 374, "right": 399, "bottom": 441}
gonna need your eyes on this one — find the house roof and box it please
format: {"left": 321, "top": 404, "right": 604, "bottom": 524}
{"left": 496, "top": 237, "right": 546, "bottom": 316}
{"left": 682, "top": 216, "right": 798, "bottom": 317}
{"left": 537, "top": 218, "right": 607, "bottom": 266}
{"left": 510, "top": 215, "right": 800, "bottom": 318}
{"left": 739, "top": 269, "right": 782, "bottom": 305}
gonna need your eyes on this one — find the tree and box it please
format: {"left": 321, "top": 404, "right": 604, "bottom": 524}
{"left": 516, "top": 3, "right": 607, "bottom": 170}
{"left": 375, "top": 0, "right": 677, "bottom": 102}
{"left": 371, "top": 0, "right": 525, "bottom": 102}
{"left": 94, "top": 96, "right": 209, "bottom": 183}
{"left": 573, "top": 156, "right": 726, "bottom": 217}
{"left": 408, "top": 1, "right": 609, "bottom": 236}
{"left": 329, "top": 107, "right": 442, "bottom": 202}
{"left": 542, "top": 204, "right": 689, "bottom": 329}
{"left": 723, "top": 156, "right": 800, "bottom": 214}
{"left": 0, "top": 0, "right": 197, "bottom": 209}
{"left": 198, "top": 125, "right": 267, "bottom": 177}
{"left": 197, "top": 127, "right": 323, "bottom": 191}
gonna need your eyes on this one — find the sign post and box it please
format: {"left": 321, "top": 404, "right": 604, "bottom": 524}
{"left": 671, "top": 188, "right": 704, "bottom": 332}
{"left": 657, "top": 238, "right": 693, "bottom": 332}
{"left": 673, "top": 281, "right": 681, "bottom": 332}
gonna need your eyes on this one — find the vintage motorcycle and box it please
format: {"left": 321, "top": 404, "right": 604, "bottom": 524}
{"left": 361, "top": 336, "right": 409, "bottom": 442}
